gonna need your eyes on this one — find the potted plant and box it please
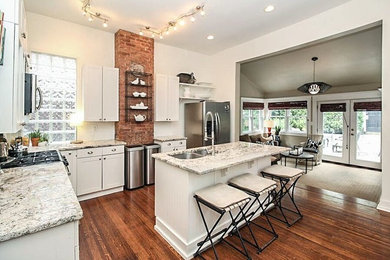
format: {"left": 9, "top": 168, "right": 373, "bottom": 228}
{"left": 38, "top": 133, "right": 49, "bottom": 147}
{"left": 274, "top": 126, "right": 281, "bottom": 144}
{"left": 29, "top": 130, "right": 42, "bottom": 147}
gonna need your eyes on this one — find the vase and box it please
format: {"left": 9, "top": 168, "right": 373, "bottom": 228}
{"left": 31, "top": 138, "right": 40, "bottom": 147}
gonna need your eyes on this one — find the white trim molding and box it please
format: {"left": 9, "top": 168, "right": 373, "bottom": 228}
{"left": 377, "top": 199, "right": 390, "bottom": 213}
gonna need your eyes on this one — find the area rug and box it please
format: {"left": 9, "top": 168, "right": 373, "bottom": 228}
{"left": 294, "top": 162, "right": 382, "bottom": 203}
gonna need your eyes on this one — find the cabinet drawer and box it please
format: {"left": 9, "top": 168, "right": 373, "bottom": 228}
{"left": 77, "top": 148, "right": 103, "bottom": 158}
{"left": 174, "top": 145, "right": 187, "bottom": 151}
{"left": 102, "top": 145, "right": 124, "bottom": 155}
{"left": 173, "top": 140, "right": 186, "bottom": 147}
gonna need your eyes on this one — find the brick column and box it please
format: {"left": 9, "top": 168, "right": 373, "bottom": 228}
{"left": 115, "top": 30, "right": 154, "bottom": 145}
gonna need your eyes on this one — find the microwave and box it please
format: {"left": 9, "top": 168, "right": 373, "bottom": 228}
{"left": 24, "top": 73, "right": 42, "bottom": 115}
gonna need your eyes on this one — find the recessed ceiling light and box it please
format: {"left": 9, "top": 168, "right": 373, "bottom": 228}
{"left": 264, "top": 5, "right": 275, "bottom": 12}
{"left": 207, "top": 35, "right": 214, "bottom": 40}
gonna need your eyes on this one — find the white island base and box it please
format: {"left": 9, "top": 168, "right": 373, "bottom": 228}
{"left": 154, "top": 156, "right": 272, "bottom": 259}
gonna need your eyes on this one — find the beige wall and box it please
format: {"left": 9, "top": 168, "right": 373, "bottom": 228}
{"left": 211, "top": 0, "right": 390, "bottom": 211}
{"left": 240, "top": 73, "right": 264, "bottom": 98}
{"left": 26, "top": 12, "right": 116, "bottom": 141}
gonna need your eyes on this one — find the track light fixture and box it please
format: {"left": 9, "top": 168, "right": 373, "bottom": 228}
{"left": 81, "top": 0, "right": 110, "bottom": 28}
{"left": 139, "top": 3, "right": 206, "bottom": 39}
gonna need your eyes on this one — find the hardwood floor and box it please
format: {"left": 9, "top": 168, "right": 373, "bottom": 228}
{"left": 79, "top": 185, "right": 390, "bottom": 260}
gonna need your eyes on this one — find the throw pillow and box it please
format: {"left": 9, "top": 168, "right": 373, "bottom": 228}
{"left": 250, "top": 134, "right": 262, "bottom": 143}
{"left": 239, "top": 134, "right": 251, "bottom": 142}
{"left": 306, "top": 138, "right": 319, "bottom": 149}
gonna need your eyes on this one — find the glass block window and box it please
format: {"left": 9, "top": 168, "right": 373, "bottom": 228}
{"left": 24, "top": 53, "right": 77, "bottom": 143}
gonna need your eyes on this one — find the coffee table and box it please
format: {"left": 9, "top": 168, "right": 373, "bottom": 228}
{"left": 280, "top": 151, "right": 314, "bottom": 174}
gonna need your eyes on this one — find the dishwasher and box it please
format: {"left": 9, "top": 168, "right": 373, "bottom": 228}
{"left": 125, "top": 145, "right": 144, "bottom": 189}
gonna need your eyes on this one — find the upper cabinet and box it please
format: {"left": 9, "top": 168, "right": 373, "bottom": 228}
{"left": 155, "top": 74, "right": 179, "bottom": 121}
{"left": 82, "top": 66, "right": 119, "bottom": 122}
{"left": 0, "top": 0, "right": 27, "bottom": 133}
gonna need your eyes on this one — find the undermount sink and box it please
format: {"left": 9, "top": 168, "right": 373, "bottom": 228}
{"left": 169, "top": 149, "right": 211, "bottom": 160}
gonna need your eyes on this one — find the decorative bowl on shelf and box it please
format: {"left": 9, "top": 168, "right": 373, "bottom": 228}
{"left": 130, "top": 105, "right": 148, "bottom": 110}
{"left": 140, "top": 92, "right": 147, "bottom": 97}
{"left": 133, "top": 91, "right": 140, "bottom": 97}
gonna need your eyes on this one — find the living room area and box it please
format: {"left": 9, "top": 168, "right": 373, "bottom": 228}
{"left": 239, "top": 24, "right": 382, "bottom": 205}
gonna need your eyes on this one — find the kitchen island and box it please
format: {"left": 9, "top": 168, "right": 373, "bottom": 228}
{"left": 152, "top": 142, "right": 289, "bottom": 259}
{"left": 0, "top": 162, "right": 83, "bottom": 260}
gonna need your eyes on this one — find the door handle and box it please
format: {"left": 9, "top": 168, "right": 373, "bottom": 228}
{"left": 215, "top": 112, "right": 221, "bottom": 142}
{"left": 35, "top": 87, "right": 43, "bottom": 110}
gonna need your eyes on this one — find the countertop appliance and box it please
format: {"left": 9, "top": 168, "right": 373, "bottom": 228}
{"left": 185, "top": 101, "right": 231, "bottom": 149}
{"left": 0, "top": 150, "right": 66, "bottom": 170}
{"left": 24, "top": 73, "right": 41, "bottom": 115}
{"left": 0, "top": 134, "right": 8, "bottom": 162}
{"left": 125, "top": 145, "right": 144, "bottom": 189}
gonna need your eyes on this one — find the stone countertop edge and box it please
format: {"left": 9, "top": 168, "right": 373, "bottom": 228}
{"left": 0, "top": 162, "right": 83, "bottom": 242}
{"left": 154, "top": 136, "right": 187, "bottom": 142}
{"left": 152, "top": 142, "right": 290, "bottom": 175}
{"left": 28, "top": 139, "right": 126, "bottom": 152}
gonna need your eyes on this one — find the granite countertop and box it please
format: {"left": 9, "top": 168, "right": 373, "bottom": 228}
{"left": 28, "top": 139, "right": 126, "bottom": 152}
{"left": 0, "top": 162, "right": 83, "bottom": 242}
{"left": 152, "top": 141, "right": 290, "bottom": 175}
{"left": 154, "top": 136, "right": 187, "bottom": 142}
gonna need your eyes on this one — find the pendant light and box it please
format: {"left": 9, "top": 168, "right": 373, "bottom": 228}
{"left": 297, "top": 57, "right": 332, "bottom": 95}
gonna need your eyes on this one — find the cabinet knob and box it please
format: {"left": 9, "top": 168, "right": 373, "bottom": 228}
{"left": 87, "top": 151, "right": 93, "bottom": 154}
{"left": 167, "top": 143, "right": 171, "bottom": 146}
{"left": 112, "top": 148, "right": 116, "bottom": 152}
{"left": 104, "top": 157, "right": 106, "bottom": 160}
{"left": 104, "top": 118, "right": 106, "bottom": 121}
{"left": 99, "top": 158, "right": 102, "bottom": 161}
{"left": 21, "top": 33, "right": 26, "bottom": 39}
{"left": 68, "top": 152, "right": 72, "bottom": 155}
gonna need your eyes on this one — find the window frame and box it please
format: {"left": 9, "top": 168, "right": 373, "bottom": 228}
{"left": 241, "top": 97, "right": 265, "bottom": 134}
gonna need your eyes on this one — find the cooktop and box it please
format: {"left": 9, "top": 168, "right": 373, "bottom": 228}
{"left": 0, "top": 150, "right": 63, "bottom": 169}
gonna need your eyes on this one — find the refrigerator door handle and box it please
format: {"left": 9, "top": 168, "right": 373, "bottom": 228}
{"left": 215, "top": 112, "right": 221, "bottom": 142}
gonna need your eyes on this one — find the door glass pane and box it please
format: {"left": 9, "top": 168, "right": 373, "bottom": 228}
{"left": 241, "top": 110, "right": 250, "bottom": 133}
{"left": 355, "top": 111, "right": 381, "bottom": 162}
{"left": 322, "top": 112, "right": 344, "bottom": 157}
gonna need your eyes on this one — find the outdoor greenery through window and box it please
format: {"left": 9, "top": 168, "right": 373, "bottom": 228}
{"left": 241, "top": 109, "right": 263, "bottom": 133}
{"left": 23, "top": 52, "right": 77, "bottom": 143}
{"left": 270, "top": 109, "right": 307, "bottom": 134}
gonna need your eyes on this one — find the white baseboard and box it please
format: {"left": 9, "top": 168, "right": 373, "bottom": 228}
{"left": 377, "top": 199, "right": 390, "bottom": 212}
{"left": 78, "top": 186, "right": 123, "bottom": 202}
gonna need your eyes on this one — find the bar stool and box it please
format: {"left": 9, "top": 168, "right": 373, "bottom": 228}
{"left": 228, "top": 173, "right": 279, "bottom": 253}
{"left": 261, "top": 165, "right": 304, "bottom": 227}
{"left": 194, "top": 183, "right": 253, "bottom": 260}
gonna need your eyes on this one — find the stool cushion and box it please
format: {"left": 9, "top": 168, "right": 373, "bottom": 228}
{"left": 195, "top": 183, "right": 250, "bottom": 212}
{"left": 229, "top": 173, "right": 277, "bottom": 195}
{"left": 271, "top": 156, "right": 278, "bottom": 162}
{"left": 262, "top": 165, "right": 303, "bottom": 179}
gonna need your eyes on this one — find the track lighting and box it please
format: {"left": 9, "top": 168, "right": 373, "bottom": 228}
{"left": 81, "top": 0, "right": 109, "bottom": 27}
{"left": 140, "top": 4, "right": 205, "bottom": 39}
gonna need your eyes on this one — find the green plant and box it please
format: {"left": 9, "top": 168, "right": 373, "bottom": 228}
{"left": 29, "top": 129, "right": 42, "bottom": 139}
{"left": 274, "top": 125, "right": 281, "bottom": 135}
{"left": 40, "top": 133, "right": 49, "bottom": 142}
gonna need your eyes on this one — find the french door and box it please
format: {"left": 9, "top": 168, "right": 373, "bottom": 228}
{"left": 318, "top": 99, "right": 381, "bottom": 169}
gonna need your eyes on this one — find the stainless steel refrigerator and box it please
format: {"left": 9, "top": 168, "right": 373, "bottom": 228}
{"left": 185, "top": 101, "right": 231, "bottom": 148}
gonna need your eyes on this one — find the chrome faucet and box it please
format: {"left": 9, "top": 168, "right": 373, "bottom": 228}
{"left": 204, "top": 111, "right": 215, "bottom": 156}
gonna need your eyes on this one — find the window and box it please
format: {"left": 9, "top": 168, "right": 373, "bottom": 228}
{"left": 268, "top": 101, "right": 308, "bottom": 134}
{"left": 241, "top": 101, "right": 264, "bottom": 134}
{"left": 23, "top": 53, "right": 77, "bottom": 143}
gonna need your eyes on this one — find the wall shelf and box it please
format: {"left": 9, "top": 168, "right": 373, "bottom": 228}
{"left": 179, "top": 83, "right": 215, "bottom": 89}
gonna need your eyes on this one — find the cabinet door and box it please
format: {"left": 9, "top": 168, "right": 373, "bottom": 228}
{"left": 76, "top": 156, "right": 102, "bottom": 196}
{"left": 0, "top": 0, "right": 16, "bottom": 23}
{"left": 82, "top": 66, "right": 103, "bottom": 121}
{"left": 167, "top": 76, "right": 179, "bottom": 121}
{"left": 61, "top": 151, "right": 77, "bottom": 193}
{"left": 102, "top": 67, "right": 119, "bottom": 121}
{"left": 0, "top": 22, "right": 16, "bottom": 132}
{"left": 155, "top": 74, "right": 168, "bottom": 121}
{"left": 103, "top": 153, "right": 124, "bottom": 190}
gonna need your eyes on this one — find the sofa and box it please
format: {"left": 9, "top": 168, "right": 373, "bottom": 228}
{"left": 240, "top": 133, "right": 323, "bottom": 166}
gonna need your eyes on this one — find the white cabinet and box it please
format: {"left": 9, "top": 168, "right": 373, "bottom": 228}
{"left": 155, "top": 74, "right": 179, "bottom": 121}
{"left": 156, "top": 139, "right": 187, "bottom": 153}
{"left": 76, "top": 156, "right": 102, "bottom": 196}
{"left": 61, "top": 151, "right": 77, "bottom": 192}
{"left": 0, "top": 21, "right": 25, "bottom": 133}
{"left": 103, "top": 153, "right": 124, "bottom": 190}
{"left": 75, "top": 146, "right": 124, "bottom": 199}
{"left": 82, "top": 66, "right": 119, "bottom": 122}
{"left": 0, "top": 0, "right": 27, "bottom": 133}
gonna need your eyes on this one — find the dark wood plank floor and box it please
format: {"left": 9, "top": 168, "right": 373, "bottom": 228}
{"left": 79, "top": 185, "right": 390, "bottom": 260}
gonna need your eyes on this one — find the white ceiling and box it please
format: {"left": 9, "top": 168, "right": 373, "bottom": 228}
{"left": 24, "top": 0, "right": 351, "bottom": 55}
{"left": 240, "top": 26, "right": 382, "bottom": 96}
